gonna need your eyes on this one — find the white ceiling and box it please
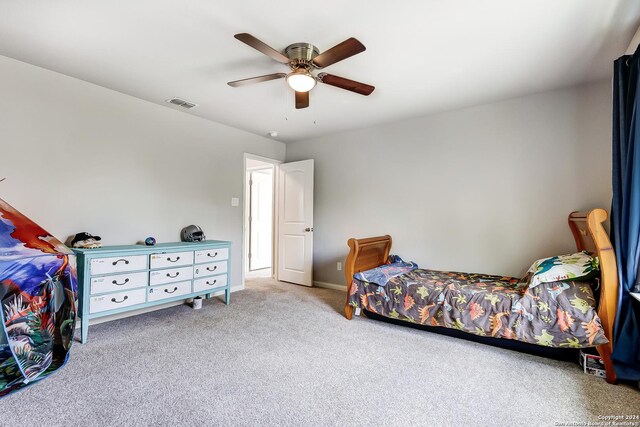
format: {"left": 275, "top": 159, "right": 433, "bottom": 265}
{"left": 0, "top": 1, "right": 639, "bottom": 143}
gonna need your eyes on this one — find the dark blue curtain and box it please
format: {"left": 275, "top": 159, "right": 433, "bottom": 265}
{"left": 611, "top": 45, "right": 640, "bottom": 381}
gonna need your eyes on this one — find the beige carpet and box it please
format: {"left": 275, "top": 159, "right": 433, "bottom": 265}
{"left": 0, "top": 277, "right": 637, "bottom": 426}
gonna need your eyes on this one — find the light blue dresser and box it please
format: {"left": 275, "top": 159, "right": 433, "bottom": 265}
{"left": 73, "top": 240, "right": 231, "bottom": 343}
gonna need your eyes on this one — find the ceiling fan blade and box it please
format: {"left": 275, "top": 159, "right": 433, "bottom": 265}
{"left": 234, "top": 33, "right": 290, "bottom": 64}
{"left": 295, "top": 91, "right": 309, "bottom": 109}
{"left": 227, "top": 73, "right": 286, "bottom": 87}
{"left": 312, "top": 38, "right": 366, "bottom": 69}
{"left": 318, "top": 73, "right": 375, "bottom": 96}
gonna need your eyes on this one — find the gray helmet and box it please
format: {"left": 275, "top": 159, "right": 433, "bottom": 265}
{"left": 181, "top": 225, "right": 205, "bottom": 242}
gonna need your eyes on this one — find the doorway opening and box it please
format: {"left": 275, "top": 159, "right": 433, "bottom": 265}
{"left": 243, "top": 154, "right": 279, "bottom": 287}
{"left": 242, "top": 154, "right": 314, "bottom": 290}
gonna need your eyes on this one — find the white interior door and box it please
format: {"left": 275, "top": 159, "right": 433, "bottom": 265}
{"left": 277, "top": 159, "right": 314, "bottom": 286}
{"left": 249, "top": 169, "right": 273, "bottom": 271}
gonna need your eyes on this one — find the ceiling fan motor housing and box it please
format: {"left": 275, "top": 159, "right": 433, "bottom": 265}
{"left": 285, "top": 43, "right": 320, "bottom": 65}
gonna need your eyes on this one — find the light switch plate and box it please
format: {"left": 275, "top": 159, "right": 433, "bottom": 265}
{"left": 231, "top": 197, "right": 239, "bottom": 207}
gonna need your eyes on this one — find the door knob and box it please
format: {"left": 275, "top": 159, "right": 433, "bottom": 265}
{"left": 304, "top": 227, "right": 314, "bottom": 232}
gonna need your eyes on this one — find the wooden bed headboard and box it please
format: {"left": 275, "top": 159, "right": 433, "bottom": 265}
{"left": 568, "top": 209, "right": 618, "bottom": 383}
{"left": 344, "top": 209, "right": 619, "bottom": 384}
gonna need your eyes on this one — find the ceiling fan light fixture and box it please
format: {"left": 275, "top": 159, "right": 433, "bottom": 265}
{"left": 286, "top": 69, "right": 316, "bottom": 92}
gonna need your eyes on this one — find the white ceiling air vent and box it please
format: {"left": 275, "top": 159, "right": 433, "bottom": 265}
{"left": 165, "top": 97, "right": 198, "bottom": 109}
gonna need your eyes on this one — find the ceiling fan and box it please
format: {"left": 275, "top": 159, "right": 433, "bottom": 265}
{"left": 227, "top": 33, "right": 375, "bottom": 109}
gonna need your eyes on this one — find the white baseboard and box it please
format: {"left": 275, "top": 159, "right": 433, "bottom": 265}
{"left": 313, "top": 281, "right": 346, "bottom": 291}
{"left": 75, "top": 284, "right": 244, "bottom": 329}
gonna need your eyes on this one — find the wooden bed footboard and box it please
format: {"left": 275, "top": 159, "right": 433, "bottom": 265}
{"left": 344, "top": 235, "right": 391, "bottom": 320}
{"left": 344, "top": 209, "right": 619, "bottom": 384}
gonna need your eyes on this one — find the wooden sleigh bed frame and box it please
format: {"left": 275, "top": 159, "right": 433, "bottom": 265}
{"left": 343, "top": 209, "right": 619, "bottom": 384}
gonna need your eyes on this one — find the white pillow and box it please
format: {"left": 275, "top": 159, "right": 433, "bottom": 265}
{"left": 526, "top": 251, "right": 599, "bottom": 288}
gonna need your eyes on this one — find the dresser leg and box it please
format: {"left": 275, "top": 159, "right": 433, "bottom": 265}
{"left": 81, "top": 317, "right": 89, "bottom": 344}
{"left": 225, "top": 288, "right": 230, "bottom": 305}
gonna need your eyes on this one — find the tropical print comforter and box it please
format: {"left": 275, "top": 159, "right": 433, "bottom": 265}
{"left": 0, "top": 198, "right": 77, "bottom": 398}
{"left": 348, "top": 269, "right": 607, "bottom": 348}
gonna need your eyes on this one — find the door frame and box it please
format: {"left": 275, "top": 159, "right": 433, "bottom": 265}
{"left": 242, "top": 153, "right": 282, "bottom": 289}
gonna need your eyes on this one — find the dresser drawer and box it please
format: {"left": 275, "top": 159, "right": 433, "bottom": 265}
{"left": 150, "top": 251, "right": 194, "bottom": 269}
{"left": 194, "top": 248, "right": 228, "bottom": 264}
{"left": 90, "top": 271, "right": 148, "bottom": 295}
{"left": 147, "top": 280, "right": 192, "bottom": 302}
{"left": 89, "top": 288, "right": 146, "bottom": 314}
{"left": 149, "top": 265, "right": 193, "bottom": 286}
{"left": 194, "top": 261, "right": 227, "bottom": 278}
{"left": 90, "top": 255, "right": 147, "bottom": 276}
{"left": 193, "top": 274, "right": 227, "bottom": 293}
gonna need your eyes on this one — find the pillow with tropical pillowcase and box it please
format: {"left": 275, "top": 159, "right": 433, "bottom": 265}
{"left": 525, "top": 251, "right": 599, "bottom": 288}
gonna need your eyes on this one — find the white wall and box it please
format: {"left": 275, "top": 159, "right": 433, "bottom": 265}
{"left": 286, "top": 81, "right": 613, "bottom": 286}
{"left": 0, "top": 55, "right": 285, "bottom": 289}
{"left": 0, "top": 53, "right": 614, "bottom": 291}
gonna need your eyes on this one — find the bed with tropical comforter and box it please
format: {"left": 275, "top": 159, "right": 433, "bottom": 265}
{"left": 347, "top": 258, "right": 607, "bottom": 349}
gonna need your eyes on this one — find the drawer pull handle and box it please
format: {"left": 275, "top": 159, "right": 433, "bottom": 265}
{"left": 166, "top": 256, "right": 181, "bottom": 263}
{"left": 166, "top": 272, "right": 180, "bottom": 278}
{"left": 112, "top": 259, "right": 130, "bottom": 266}
{"left": 164, "top": 287, "right": 178, "bottom": 294}
{"left": 112, "top": 278, "right": 130, "bottom": 286}
{"left": 207, "top": 252, "right": 218, "bottom": 258}
{"left": 206, "top": 279, "right": 217, "bottom": 286}
{"left": 111, "top": 296, "right": 129, "bottom": 303}
{"left": 206, "top": 266, "right": 217, "bottom": 272}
